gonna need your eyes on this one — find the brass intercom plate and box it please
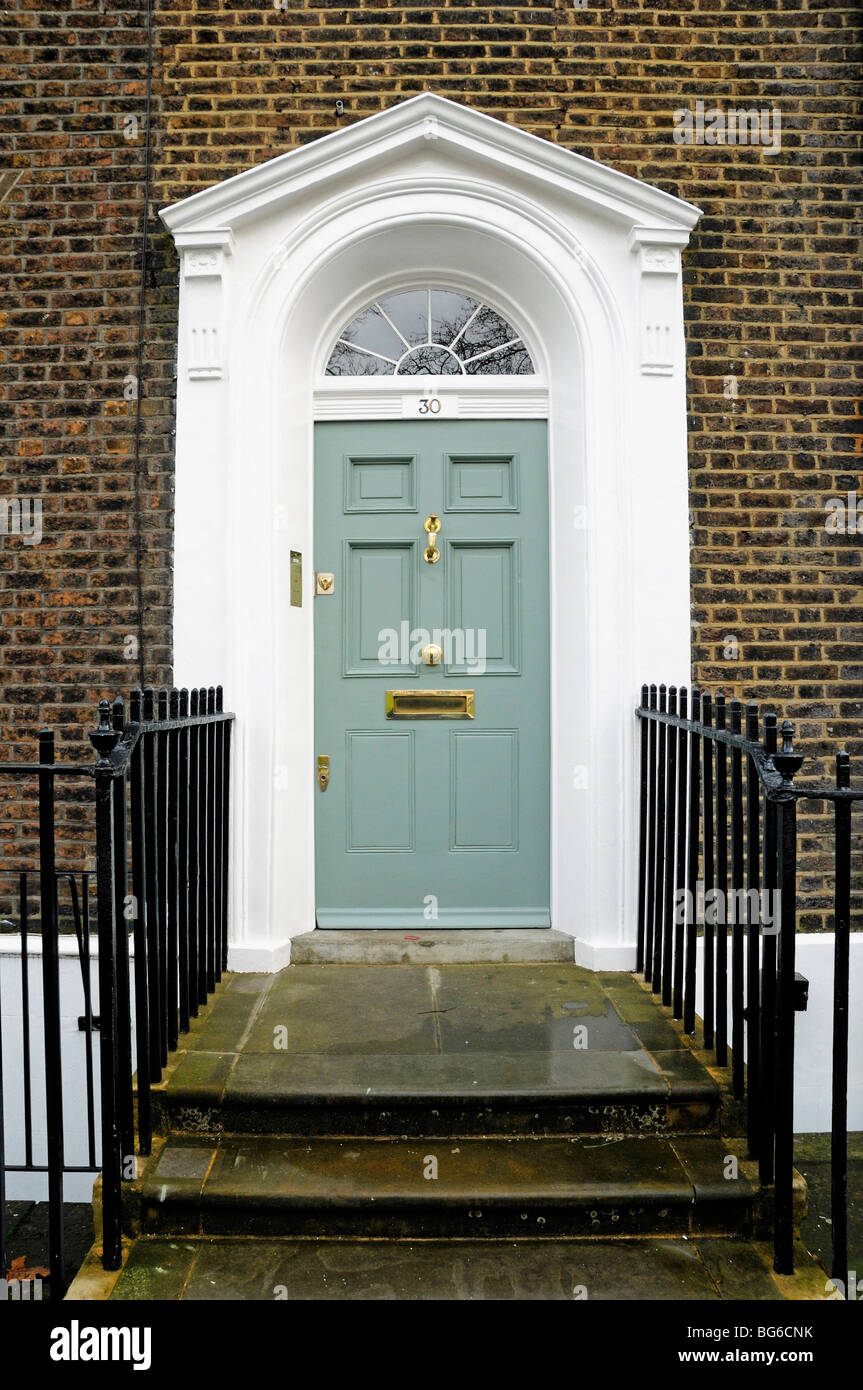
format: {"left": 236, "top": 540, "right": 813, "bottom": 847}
{"left": 290, "top": 551, "right": 302, "bottom": 607}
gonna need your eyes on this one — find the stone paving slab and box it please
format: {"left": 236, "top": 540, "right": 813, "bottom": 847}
{"left": 795, "top": 1133, "right": 863, "bottom": 1281}
{"left": 178, "top": 965, "right": 694, "bottom": 1059}
{"left": 2, "top": 1201, "right": 93, "bottom": 1296}
{"left": 224, "top": 1047, "right": 673, "bottom": 1101}
{"left": 243, "top": 966, "right": 436, "bottom": 1055}
{"left": 106, "top": 1235, "right": 829, "bottom": 1302}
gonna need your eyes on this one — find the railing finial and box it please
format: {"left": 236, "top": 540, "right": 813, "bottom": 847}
{"left": 774, "top": 719, "right": 804, "bottom": 787}
{"left": 89, "top": 698, "right": 121, "bottom": 770}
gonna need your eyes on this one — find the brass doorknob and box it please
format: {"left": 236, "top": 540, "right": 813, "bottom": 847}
{"left": 420, "top": 643, "right": 443, "bottom": 666}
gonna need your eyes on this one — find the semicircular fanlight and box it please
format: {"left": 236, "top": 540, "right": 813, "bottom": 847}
{"left": 325, "top": 287, "right": 535, "bottom": 377}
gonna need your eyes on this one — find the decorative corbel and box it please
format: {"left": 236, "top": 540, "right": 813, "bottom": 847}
{"left": 174, "top": 229, "right": 234, "bottom": 381}
{"left": 628, "top": 227, "right": 691, "bottom": 377}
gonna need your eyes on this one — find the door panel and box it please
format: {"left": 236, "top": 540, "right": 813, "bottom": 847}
{"left": 314, "top": 419, "right": 549, "bottom": 928}
{"left": 446, "top": 540, "right": 520, "bottom": 674}
{"left": 344, "top": 541, "right": 416, "bottom": 676}
{"left": 345, "top": 453, "right": 417, "bottom": 512}
{"left": 450, "top": 730, "right": 518, "bottom": 851}
{"left": 445, "top": 453, "right": 518, "bottom": 511}
{"left": 346, "top": 731, "right": 415, "bottom": 853}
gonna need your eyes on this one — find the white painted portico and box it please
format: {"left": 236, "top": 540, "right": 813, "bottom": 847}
{"left": 160, "top": 94, "right": 701, "bottom": 972}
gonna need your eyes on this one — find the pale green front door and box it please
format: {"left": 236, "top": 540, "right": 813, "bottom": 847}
{"left": 314, "top": 419, "right": 550, "bottom": 928}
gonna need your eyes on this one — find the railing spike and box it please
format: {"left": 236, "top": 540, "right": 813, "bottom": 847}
{"left": 763, "top": 710, "right": 778, "bottom": 755}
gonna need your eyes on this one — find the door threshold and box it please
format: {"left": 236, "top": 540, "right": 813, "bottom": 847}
{"left": 315, "top": 910, "right": 551, "bottom": 929}
{"left": 292, "top": 929, "right": 574, "bottom": 965}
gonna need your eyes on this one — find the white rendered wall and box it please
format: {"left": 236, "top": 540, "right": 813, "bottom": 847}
{"left": 692, "top": 932, "right": 863, "bottom": 1133}
{"left": 0, "top": 941, "right": 117, "bottom": 1203}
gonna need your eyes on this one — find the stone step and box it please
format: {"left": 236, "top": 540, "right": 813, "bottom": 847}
{"left": 153, "top": 1046, "right": 721, "bottom": 1139}
{"left": 129, "top": 1133, "right": 764, "bottom": 1241}
{"left": 289, "top": 929, "right": 575, "bottom": 965}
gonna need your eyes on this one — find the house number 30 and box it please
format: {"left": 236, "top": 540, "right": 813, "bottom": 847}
{"left": 417, "top": 397, "right": 442, "bottom": 415}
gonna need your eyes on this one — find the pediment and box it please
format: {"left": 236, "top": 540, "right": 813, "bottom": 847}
{"left": 160, "top": 93, "right": 701, "bottom": 238}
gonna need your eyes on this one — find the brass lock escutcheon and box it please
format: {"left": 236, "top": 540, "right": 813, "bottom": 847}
{"left": 420, "top": 643, "right": 443, "bottom": 666}
{"left": 423, "top": 514, "right": 441, "bottom": 564}
{"left": 315, "top": 572, "right": 335, "bottom": 595}
{"left": 317, "top": 755, "right": 330, "bottom": 791}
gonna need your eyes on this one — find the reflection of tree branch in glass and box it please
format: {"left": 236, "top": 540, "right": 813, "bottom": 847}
{"left": 325, "top": 287, "right": 535, "bottom": 376}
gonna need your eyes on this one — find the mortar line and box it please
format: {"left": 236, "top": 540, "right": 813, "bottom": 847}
{"left": 222, "top": 974, "right": 279, "bottom": 1090}
{"left": 427, "top": 966, "right": 443, "bottom": 1053}
{"left": 176, "top": 1242, "right": 202, "bottom": 1302}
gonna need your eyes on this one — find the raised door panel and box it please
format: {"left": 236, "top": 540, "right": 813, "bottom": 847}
{"left": 445, "top": 452, "right": 518, "bottom": 512}
{"left": 343, "top": 540, "right": 416, "bottom": 676}
{"left": 344, "top": 453, "right": 417, "bottom": 513}
{"left": 346, "top": 731, "right": 415, "bottom": 853}
{"left": 450, "top": 730, "right": 518, "bottom": 851}
{"left": 445, "top": 539, "right": 520, "bottom": 675}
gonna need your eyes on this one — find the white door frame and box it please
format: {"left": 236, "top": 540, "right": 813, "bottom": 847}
{"left": 160, "top": 94, "right": 701, "bottom": 971}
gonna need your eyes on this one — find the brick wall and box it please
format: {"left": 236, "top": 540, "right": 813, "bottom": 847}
{"left": 2, "top": 0, "right": 861, "bottom": 918}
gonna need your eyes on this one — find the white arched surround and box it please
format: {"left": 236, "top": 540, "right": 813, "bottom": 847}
{"left": 161, "top": 95, "right": 701, "bottom": 971}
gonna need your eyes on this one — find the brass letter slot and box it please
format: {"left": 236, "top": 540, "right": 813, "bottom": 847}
{"left": 386, "top": 690, "right": 475, "bottom": 720}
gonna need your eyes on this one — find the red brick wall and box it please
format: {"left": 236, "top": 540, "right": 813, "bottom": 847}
{"left": 2, "top": 0, "right": 861, "bottom": 915}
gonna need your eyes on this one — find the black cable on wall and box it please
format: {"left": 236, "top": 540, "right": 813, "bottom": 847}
{"left": 131, "top": 0, "right": 154, "bottom": 686}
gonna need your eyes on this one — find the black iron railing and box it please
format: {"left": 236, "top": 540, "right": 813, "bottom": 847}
{"left": 92, "top": 686, "right": 232, "bottom": 1274}
{"left": 0, "top": 685, "right": 232, "bottom": 1298}
{"left": 636, "top": 683, "right": 856, "bottom": 1288}
{"left": 0, "top": 868, "right": 98, "bottom": 1302}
